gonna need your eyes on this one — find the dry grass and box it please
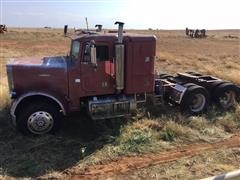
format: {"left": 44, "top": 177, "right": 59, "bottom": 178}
{"left": 0, "top": 28, "right": 240, "bottom": 179}
{"left": 151, "top": 29, "right": 240, "bottom": 84}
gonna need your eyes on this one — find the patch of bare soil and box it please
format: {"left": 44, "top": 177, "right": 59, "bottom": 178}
{"left": 63, "top": 134, "right": 240, "bottom": 179}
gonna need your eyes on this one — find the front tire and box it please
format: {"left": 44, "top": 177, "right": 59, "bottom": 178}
{"left": 17, "top": 102, "right": 62, "bottom": 135}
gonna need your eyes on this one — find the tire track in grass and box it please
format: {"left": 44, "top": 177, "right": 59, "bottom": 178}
{"left": 63, "top": 134, "right": 240, "bottom": 179}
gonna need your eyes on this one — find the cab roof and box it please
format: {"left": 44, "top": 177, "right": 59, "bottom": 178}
{"left": 71, "top": 30, "right": 156, "bottom": 42}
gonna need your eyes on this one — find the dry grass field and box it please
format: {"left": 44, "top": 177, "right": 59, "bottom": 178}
{"left": 0, "top": 28, "right": 240, "bottom": 179}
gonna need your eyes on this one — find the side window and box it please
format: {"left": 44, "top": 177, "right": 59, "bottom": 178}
{"left": 96, "top": 45, "right": 109, "bottom": 61}
{"left": 71, "top": 41, "right": 80, "bottom": 60}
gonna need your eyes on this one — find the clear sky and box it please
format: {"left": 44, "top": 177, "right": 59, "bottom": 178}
{"left": 0, "top": 0, "right": 239, "bottom": 29}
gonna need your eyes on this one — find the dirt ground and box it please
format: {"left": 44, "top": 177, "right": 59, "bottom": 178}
{"left": 63, "top": 134, "right": 240, "bottom": 179}
{"left": 0, "top": 28, "right": 240, "bottom": 179}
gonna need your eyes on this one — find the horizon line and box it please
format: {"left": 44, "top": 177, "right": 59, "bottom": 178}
{"left": 5, "top": 26, "right": 240, "bottom": 31}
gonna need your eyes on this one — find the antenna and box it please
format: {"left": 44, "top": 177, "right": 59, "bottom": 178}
{"left": 85, "top": 17, "right": 89, "bottom": 31}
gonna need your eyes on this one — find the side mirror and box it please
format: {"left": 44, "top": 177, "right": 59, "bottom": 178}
{"left": 90, "top": 46, "right": 97, "bottom": 67}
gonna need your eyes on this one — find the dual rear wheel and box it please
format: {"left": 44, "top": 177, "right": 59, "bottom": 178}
{"left": 213, "top": 83, "right": 238, "bottom": 109}
{"left": 180, "top": 82, "right": 239, "bottom": 115}
{"left": 181, "top": 84, "right": 209, "bottom": 114}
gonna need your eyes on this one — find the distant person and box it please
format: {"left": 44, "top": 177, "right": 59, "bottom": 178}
{"left": 200, "top": 29, "right": 206, "bottom": 38}
{"left": 189, "top": 29, "right": 194, "bottom": 38}
{"left": 185, "top": 28, "right": 189, "bottom": 36}
{"left": 194, "top": 29, "right": 200, "bottom": 38}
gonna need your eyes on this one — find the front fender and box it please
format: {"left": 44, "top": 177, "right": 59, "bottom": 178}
{"left": 10, "top": 92, "right": 67, "bottom": 126}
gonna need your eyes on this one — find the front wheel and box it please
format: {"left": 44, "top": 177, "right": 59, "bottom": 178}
{"left": 17, "top": 102, "right": 62, "bottom": 135}
{"left": 181, "top": 85, "right": 209, "bottom": 115}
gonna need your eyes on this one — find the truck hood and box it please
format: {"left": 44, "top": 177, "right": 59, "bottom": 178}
{"left": 7, "top": 56, "right": 67, "bottom": 68}
{"left": 6, "top": 56, "right": 69, "bottom": 100}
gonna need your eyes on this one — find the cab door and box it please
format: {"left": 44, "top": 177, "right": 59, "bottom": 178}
{"left": 80, "top": 42, "right": 115, "bottom": 96}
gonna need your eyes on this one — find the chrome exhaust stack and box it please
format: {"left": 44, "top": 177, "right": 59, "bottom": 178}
{"left": 115, "top": 21, "right": 124, "bottom": 43}
{"left": 114, "top": 21, "right": 125, "bottom": 93}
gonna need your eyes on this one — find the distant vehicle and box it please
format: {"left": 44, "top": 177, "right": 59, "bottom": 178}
{"left": 44, "top": 26, "right": 52, "bottom": 29}
{"left": 0, "top": 24, "right": 7, "bottom": 33}
{"left": 6, "top": 22, "right": 240, "bottom": 135}
{"left": 186, "top": 28, "right": 206, "bottom": 38}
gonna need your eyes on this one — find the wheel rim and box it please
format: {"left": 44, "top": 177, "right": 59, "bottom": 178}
{"left": 27, "top": 111, "right": 54, "bottom": 135}
{"left": 190, "top": 94, "right": 206, "bottom": 112}
{"left": 219, "top": 90, "right": 236, "bottom": 108}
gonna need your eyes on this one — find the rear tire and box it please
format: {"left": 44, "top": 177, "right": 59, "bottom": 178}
{"left": 213, "top": 83, "right": 238, "bottom": 109}
{"left": 237, "top": 86, "right": 240, "bottom": 102}
{"left": 181, "top": 85, "right": 209, "bottom": 115}
{"left": 17, "top": 102, "right": 62, "bottom": 135}
{"left": 159, "top": 74, "right": 173, "bottom": 79}
{"left": 183, "top": 83, "right": 197, "bottom": 88}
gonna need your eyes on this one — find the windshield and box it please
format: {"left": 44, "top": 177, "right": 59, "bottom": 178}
{"left": 70, "top": 40, "right": 80, "bottom": 60}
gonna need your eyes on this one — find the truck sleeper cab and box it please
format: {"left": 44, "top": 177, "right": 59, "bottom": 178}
{"left": 7, "top": 22, "right": 156, "bottom": 135}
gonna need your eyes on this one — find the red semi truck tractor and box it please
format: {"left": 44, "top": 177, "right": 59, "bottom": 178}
{"left": 6, "top": 22, "right": 240, "bottom": 135}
